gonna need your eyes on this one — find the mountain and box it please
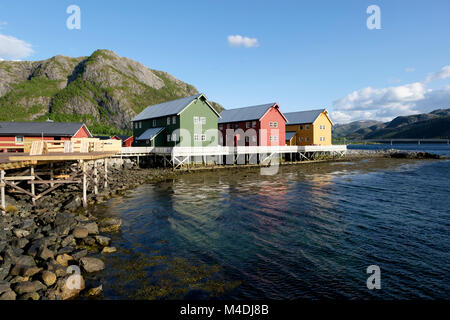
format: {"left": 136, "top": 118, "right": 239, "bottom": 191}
{"left": 336, "top": 109, "right": 450, "bottom": 140}
{"left": 0, "top": 50, "right": 224, "bottom": 135}
{"left": 333, "top": 120, "right": 384, "bottom": 139}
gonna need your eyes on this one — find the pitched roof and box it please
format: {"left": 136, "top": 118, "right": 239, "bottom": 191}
{"left": 0, "top": 121, "right": 90, "bottom": 137}
{"left": 285, "top": 131, "right": 296, "bottom": 140}
{"left": 284, "top": 109, "right": 327, "bottom": 125}
{"left": 113, "top": 135, "right": 132, "bottom": 141}
{"left": 132, "top": 93, "right": 220, "bottom": 122}
{"left": 218, "top": 103, "right": 278, "bottom": 123}
{"left": 136, "top": 127, "right": 165, "bottom": 141}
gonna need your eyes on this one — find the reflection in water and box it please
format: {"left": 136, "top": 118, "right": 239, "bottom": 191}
{"left": 89, "top": 158, "right": 450, "bottom": 299}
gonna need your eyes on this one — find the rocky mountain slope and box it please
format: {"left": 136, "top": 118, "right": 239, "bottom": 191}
{"left": 335, "top": 109, "right": 450, "bottom": 140}
{"left": 0, "top": 50, "right": 223, "bottom": 135}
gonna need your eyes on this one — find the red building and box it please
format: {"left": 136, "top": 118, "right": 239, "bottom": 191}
{"left": 218, "top": 103, "right": 287, "bottom": 146}
{"left": 0, "top": 122, "right": 92, "bottom": 152}
{"left": 112, "top": 135, "right": 134, "bottom": 147}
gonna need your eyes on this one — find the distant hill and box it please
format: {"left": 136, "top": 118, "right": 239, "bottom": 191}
{"left": 335, "top": 109, "right": 450, "bottom": 140}
{"left": 0, "top": 49, "right": 224, "bottom": 135}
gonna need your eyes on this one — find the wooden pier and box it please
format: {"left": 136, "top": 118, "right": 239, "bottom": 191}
{"left": 118, "top": 145, "right": 347, "bottom": 169}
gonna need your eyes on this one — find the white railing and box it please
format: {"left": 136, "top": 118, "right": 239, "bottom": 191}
{"left": 120, "top": 145, "right": 347, "bottom": 156}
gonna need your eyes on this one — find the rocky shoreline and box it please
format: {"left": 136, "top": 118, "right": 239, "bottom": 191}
{"left": 0, "top": 159, "right": 180, "bottom": 300}
{"left": 0, "top": 150, "right": 445, "bottom": 300}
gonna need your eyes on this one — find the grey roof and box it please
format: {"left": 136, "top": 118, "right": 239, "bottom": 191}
{"left": 114, "top": 135, "right": 132, "bottom": 141}
{"left": 0, "top": 121, "right": 89, "bottom": 137}
{"left": 132, "top": 94, "right": 219, "bottom": 122}
{"left": 136, "top": 127, "right": 165, "bottom": 141}
{"left": 284, "top": 109, "right": 326, "bottom": 125}
{"left": 218, "top": 103, "right": 276, "bottom": 123}
{"left": 285, "top": 131, "right": 296, "bottom": 140}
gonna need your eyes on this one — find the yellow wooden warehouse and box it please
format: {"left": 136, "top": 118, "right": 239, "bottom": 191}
{"left": 284, "top": 109, "right": 333, "bottom": 146}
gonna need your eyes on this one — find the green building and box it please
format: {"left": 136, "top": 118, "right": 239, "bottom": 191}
{"left": 132, "top": 94, "right": 220, "bottom": 147}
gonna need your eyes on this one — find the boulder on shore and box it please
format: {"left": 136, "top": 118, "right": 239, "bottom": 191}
{"left": 79, "top": 257, "right": 105, "bottom": 273}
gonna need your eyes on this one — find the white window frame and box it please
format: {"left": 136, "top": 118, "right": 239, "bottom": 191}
{"left": 269, "top": 122, "right": 273, "bottom": 127}
{"left": 274, "top": 135, "right": 278, "bottom": 141}
{"left": 227, "top": 124, "right": 232, "bottom": 129}
{"left": 194, "top": 134, "right": 199, "bottom": 141}
{"left": 200, "top": 117, "right": 206, "bottom": 125}
{"left": 245, "top": 136, "right": 250, "bottom": 143}
{"left": 201, "top": 134, "right": 206, "bottom": 141}
{"left": 194, "top": 116, "right": 199, "bottom": 125}
{"left": 139, "top": 122, "right": 142, "bottom": 129}
{"left": 246, "top": 122, "right": 250, "bottom": 129}
{"left": 167, "top": 134, "right": 171, "bottom": 142}
{"left": 152, "top": 119, "right": 156, "bottom": 127}
{"left": 167, "top": 117, "right": 171, "bottom": 125}
{"left": 15, "top": 136, "right": 24, "bottom": 144}
{"left": 172, "top": 116, "right": 176, "bottom": 124}
{"left": 252, "top": 121, "right": 257, "bottom": 128}
{"left": 172, "top": 132, "right": 177, "bottom": 141}
{"left": 252, "top": 136, "right": 257, "bottom": 142}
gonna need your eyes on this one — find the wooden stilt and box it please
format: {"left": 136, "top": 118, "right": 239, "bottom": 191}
{"left": 82, "top": 160, "right": 87, "bottom": 208}
{"left": 1, "top": 170, "right": 5, "bottom": 213}
{"left": 93, "top": 160, "right": 98, "bottom": 195}
{"left": 50, "top": 163, "right": 54, "bottom": 187}
{"left": 30, "top": 166, "right": 35, "bottom": 206}
{"left": 104, "top": 158, "right": 108, "bottom": 188}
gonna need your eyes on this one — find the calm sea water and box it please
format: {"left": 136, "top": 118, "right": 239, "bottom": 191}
{"left": 87, "top": 146, "right": 450, "bottom": 300}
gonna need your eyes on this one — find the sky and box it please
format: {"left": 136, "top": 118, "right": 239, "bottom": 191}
{"left": 0, "top": 0, "right": 449, "bottom": 123}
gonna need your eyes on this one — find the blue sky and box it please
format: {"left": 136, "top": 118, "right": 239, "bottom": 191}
{"left": 1, "top": 0, "right": 449, "bottom": 123}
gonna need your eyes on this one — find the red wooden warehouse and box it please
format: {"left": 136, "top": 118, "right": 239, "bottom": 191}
{"left": 0, "top": 121, "right": 92, "bottom": 152}
{"left": 218, "top": 103, "right": 287, "bottom": 146}
{"left": 112, "top": 135, "right": 134, "bottom": 147}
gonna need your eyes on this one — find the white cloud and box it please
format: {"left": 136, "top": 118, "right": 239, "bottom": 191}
{"left": 0, "top": 33, "right": 33, "bottom": 60}
{"left": 331, "top": 66, "right": 450, "bottom": 123}
{"left": 425, "top": 65, "right": 450, "bottom": 83}
{"left": 227, "top": 35, "right": 259, "bottom": 48}
{"left": 405, "top": 67, "right": 415, "bottom": 72}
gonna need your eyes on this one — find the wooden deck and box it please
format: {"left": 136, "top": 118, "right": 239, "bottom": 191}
{"left": 0, "top": 152, "right": 116, "bottom": 171}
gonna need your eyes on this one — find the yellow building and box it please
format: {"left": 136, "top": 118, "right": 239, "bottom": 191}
{"left": 284, "top": 109, "right": 333, "bottom": 146}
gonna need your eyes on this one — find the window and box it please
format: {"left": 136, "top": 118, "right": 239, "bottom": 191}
{"left": 269, "top": 136, "right": 273, "bottom": 141}
{"left": 227, "top": 124, "right": 232, "bottom": 129}
{"left": 252, "top": 136, "right": 257, "bottom": 142}
{"left": 299, "top": 125, "right": 303, "bottom": 130}
{"left": 139, "top": 122, "right": 142, "bottom": 129}
{"left": 172, "top": 116, "right": 176, "bottom": 124}
{"left": 234, "top": 123, "right": 239, "bottom": 129}
{"left": 194, "top": 116, "right": 199, "bottom": 124}
{"left": 306, "top": 137, "right": 309, "bottom": 142}
{"left": 194, "top": 134, "right": 199, "bottom": 141}
{"left": 219, "top": 125, "right": 223, "bottom": 130}
{"left": 274, "top": 136, "right": 278, "bottom": 141}
{"left": 252, "top": 121, "right": 257, "bottom": 128}
{"left": 269, "top": 122, "right": 273, "bottom": 127}
{"left": 167, "top": 134, "right": 171, "bottom": 142}
{"left": 274, "top": 122, "right": 278, "bottom": 128}
{"left": 200, "top": 117, "right": 206, "bottom": 125}
{"left": 246, "top": 122, "right": 250, "bottom": 128}
{"left": 245, "top": 136, "right": 250, "bottom": 143}
{"left": 172, "top": 132, "right": 177, "bottom": 141}
{"left": 201, "top": 134, "right": 206, "bottom": 141}
{"left": 15, "top": 136, "right": 24, "bottom": 144}
{"left": 298, "top": 137, "right": 303, "bottom": 142}
{"left": 153, "top": 119, "right": 156, "bottom": 127}
{"left": 320, "top": 137, "right": 326, "bottom": 141}
{"left": 305, "top": 125, "right": 309, "bottom": 130}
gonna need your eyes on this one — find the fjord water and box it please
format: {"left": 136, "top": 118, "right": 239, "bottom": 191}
{"left": 91, "top": 152, "right": 450, "bottom": 299}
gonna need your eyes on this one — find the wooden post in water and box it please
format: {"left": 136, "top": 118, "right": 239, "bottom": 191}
{"left": 30, "top": 166, "right": 35, "bottom": 206}
{"left": 104, "top": 158, "right": 108, "bottom": 188}
{"left": 93, "top": 160, "right": 98, "bottom": 195}
{"left": 1, "top": 170, "right": 5, "bottom": 213}
{"left": 82, "top": 160, "right": 87, "bottom": 208}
